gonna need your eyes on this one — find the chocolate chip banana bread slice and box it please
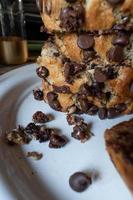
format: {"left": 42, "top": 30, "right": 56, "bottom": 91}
{"left": 37, "top": 40, "right": 133, "bottom": 118}
{"left": 105, "top": 119, "right": 133, "bottom": 193}
{"left": 38, "top": 0, "right": 133, "bottom": 33}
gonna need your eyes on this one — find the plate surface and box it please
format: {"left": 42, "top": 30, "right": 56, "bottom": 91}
{"left": 0, "top": 63, "right": 133, "bottom": 200}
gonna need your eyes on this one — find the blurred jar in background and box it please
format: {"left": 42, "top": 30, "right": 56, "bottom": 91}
{"left": 0, "top": 0, "right": 28, "bottom": 65}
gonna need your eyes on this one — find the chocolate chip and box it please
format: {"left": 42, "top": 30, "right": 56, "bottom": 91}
{"left": 25, "top": 123, "right": 40, "bottom": 135}
{"left": 130, "top": 82, "right": 133, "bottom": 93}
{"left": 45, "top": 0, "right": 52, "bottom": 15}
{"left": 98, "top": 108, "right": 107, "bottom": 119}
{"left": 88, "top": 105, "right": 98, "bottom": 115}
{"left": 47, "top": 92, "right": 62, "bottom": 111}
{"left": 107, "top": 108, "right": 120, "bottom": 119}
{"left": 115, "top": 103, "right": 127, "bottom": 112}
{"left": 107, "top": 0, "right": 124, "bottom": 5}
{"left": 49, "top": 134, "right": 67, "bottom": 148}
{"left": 60, "top": 4, "right": 84, "bottom": 32}
{"left": 107, "top": 46, "right": 124, "bottom": 62}
{"left": 66, "top": 114, "right": 83, "bottom": 125}
{"left": 69, "top": 172, "right": 92, "bottom": 192}
{"left": 36, "top": 127, "right": 53, "bottom": 142}
{"left": 106, "top": 68, "right": 117, "bottom": 79}
{"left": 91, "top": 82, "right": 104, "bottom": 98}
{"left": 112, "top": 34, "right": 129, "bottom": 46}
{"left": 94, "top": 69, "right": 107, "bottom": 83}
{"left": 79, "top": 83, "right": 92, "bottom": 96}
{"left": 78, "top": 98, "right": 92, "bottom": 113}
{"left": 77, "top": 34, "right": 94, "bottom": 50}
{"left": 113, "top": 24, "right": 125, "bottom": 31}
{"left": 53, "top": 85, "right": 71, "bottom": 94}
{"left": 33, "top": 89, "right": 44, "bottom": 101}
{"left": 32, "top": 111, "right": 49, "bottom": 123}
{"left": 72, "top": 123, "right": 91, "bottom": 142}
{"left": 83, "top": 50, "right": 96, "bottom": 63}
{"left": 36, "top": 66, "right": 49, "bottom": 79}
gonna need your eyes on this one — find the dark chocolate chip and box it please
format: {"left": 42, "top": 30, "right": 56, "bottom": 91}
{"left": 25, "top": 123, "right": 40, "bottom": 135}
{"left": 66, "top": 114, "right": 83, "bottom": 125}
{"left": 60, "top": 4, "right": 84, "bottom": 32}
{"left": 53, "top": 85, "right": 71, "bottom": 94}
{"left": 72, "top": 123, "right": 91, "bottom": 142}
{"left": 94, "top": 69, "right": 107, "bottom": 83}
{"left": 107, "top": 108, "right": 120, "bottom": 119}
{"left": 36, "top": 66, "right": 49, "bottom": 79}
{"left": 98, "top": 108, "right": 107, "bottom": 119}
{"left": 91, "top": 82, "right": 104, "bottom": 98}
{"left": 113, "top": 24, "right": 126, "bottom": 31}
{"left": 130, "top": 82, "right": 133, "bottom": 93}
{"left": 49, "top": 134, "right": 67, "bottom": 148}
{"left": 33, "top": 89, "right": 44, "bottom": 101}
{"left": 78, "top": 98, "right": 92, "bottom": 113}
{"left": 32, "top": 111, "right": 49, "bottom": 123}
{"left": 77, "top": 34, "right": 94, "bottom": 50}
{"left": 107, "top": 0, "right": 124, "bottom": 5}
{"left": 83, "top": 50, "right": 96, "bottom": 63}
{"left": 47, "top": 92, "right": 62, "bottom": 111}
{"left": 115, "top": 103, "right": 127, "bottom": 112}
{"left": 106, "top": 68, "right": 117, "bottom": 79}
{"left": 69, "top": 172, "right": 92, "bottom": 192}
{"left": 107, "top": 46, "right": 124, "bottom": 62}
{"left": 112, "top": 34, "right": 129, "bottom": 46}
{"left": 88, "top": 105, "right": 98, "bottom": 115}
{"left": 45, "top": 0, "right": 52, "bottom": 15}
{"left": 36, "top": 127, "right": 53, "bottom": 142}
{"left": 79, "top": 83, "right": 92, "bottom": 96}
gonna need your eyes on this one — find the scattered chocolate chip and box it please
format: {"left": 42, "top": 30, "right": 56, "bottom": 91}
{"left": 78, "top": 98, "right": 92, "bottom": 113}
{"left": 45, "top": 0, "right": 52, "bottom": 15}
{"left": 115, "top": 103, "right": 127, "bottom": 112}
{"left": 60, "top": 4, "right": 84, "bottom": 32}
{"left": 107, "top": 46, "right": 124, "bottom": 62}
{"left": 83, "top": 50, "right": 96, "bottom": 63}
{"left": 107, "top": 0, "right": 124, "bottom": 5}
{"left": 36, "top": 127, "right": 53, "bottom": 142}
{"left": 106, "top": 92, "right": 111, "bottom": 101}
{"left": 66, "top": 114, "right": 83, "bottom": 125}
{"left": 98, "top": 108, "right": 107, "bottom": 119}
{"left": 69, "top": 172, "right": 92, "bottom": 192}
{"left": 130, "top": 82, "right": 133, "bottom": 93}
{"left": 36, "top": 66, "right": 49, "bottom": 79}
{"left": 72, "top": 123, "right": 92, "bottom": 142}
{"left": 77, "top": 34, "right": 94, "bottom": 50}
{"left": 88, "top": 105, "right": 98, "bottom": 115}
{"left": 79, "top": 83, "right": 92, "bottom": 96}
{"left": 94, "top": 69, "right": 107, "bottom": 83}
{"left": 112, "top": 34, "right": 129, "bottom": 46}
{"left": 47, "top": 92, "right": 62, "bottom": 111}
{"left": 49, "top": 134, "right": 67, "bottom": 148}
{"left": 91, "top": 82, "right": 104, "bottom": 98}
{"left": 113, "top": 24, "right": 125, "bottom": 31}
{"left": 33, "top": 89, "right": 43, "bottom": 101}
{"left": 53, "top": 85, "right": 71, "bottom": 94}
{"left": 107, "top": 108, "right": 120, "bottom": 119}
{"left": 25, "top": 123, "right": 40, "bottom": 135}
{"left": 32, "top": 111, "right": 49, "bottom": 123}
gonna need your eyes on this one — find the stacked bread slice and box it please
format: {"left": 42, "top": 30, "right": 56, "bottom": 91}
{"left": 37, "top": 0, "right": 133, "bottom": 119}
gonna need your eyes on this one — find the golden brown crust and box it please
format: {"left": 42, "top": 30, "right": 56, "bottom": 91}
{"left": 105, "top": 119, "right": 133, "bottom": 193}
{"left": 120, "top": 0, "right": 133, "bottom": 13}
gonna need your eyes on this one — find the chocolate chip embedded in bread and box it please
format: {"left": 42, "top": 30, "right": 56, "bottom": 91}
{"left": 36, "top": 66, "right": 49, "bottom": 79}
{"left": 130, "top": 82, "right": 133, "bottom": 93}
{"left": 53, "top": 85, "right": 71, "bottom": 94}
{"left": 47, "top": 92, "right": 62, "bottom": 111}
{"left": 112, "top": 34, "right": 129, "bottom": 46}
{"left": 77, "top": 34, "right": 94, "bottom": 50}
{"left": 107, "top": 46, "right": 124, "bottom": 62}
{"left": 79, "top": 83, "right": 92, "bottom": 96}
{"left": 45, "top": 0, "right": 52, "bottom": 15}
{"left": 98, "top": 107, "right": 107, "bottom": 119}
{"left": 78, "top": 98, "right": 92, "bottom": 113}
{"left": 60, "top": 4, "right": 84, "bottom": 32}
{"left": 115, "top": 103, "right": 127, "bottom": 112}
{"left": 88, "top": 105, "right": 98, "bottom": 115}
{"left": 106, "top": 0, "right": 124, "bottom": 5}
{"left": 107, "top": 108, "right": 120, "bottom": 119}
{"left": 94, "top": 69, "right": 107, "bottom": 83}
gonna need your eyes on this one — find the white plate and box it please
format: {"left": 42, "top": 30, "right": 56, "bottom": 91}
{"left": 0, "top": 63, "right": 133, "bottom": 200}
